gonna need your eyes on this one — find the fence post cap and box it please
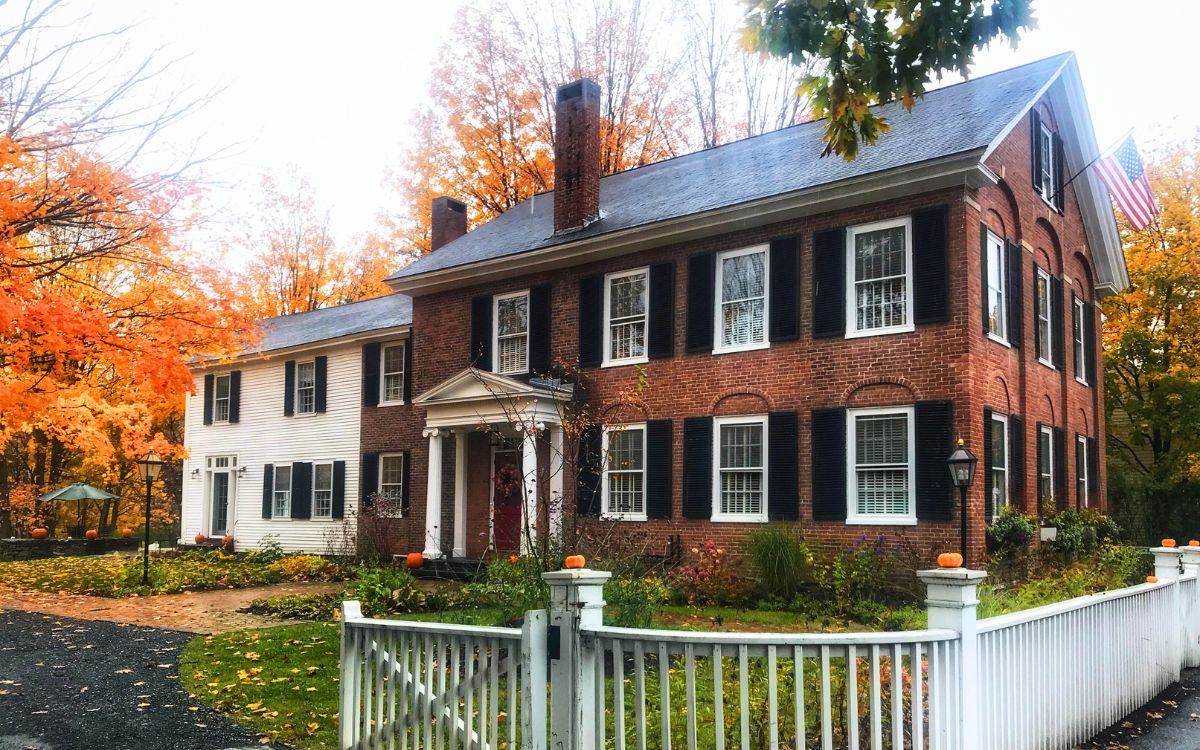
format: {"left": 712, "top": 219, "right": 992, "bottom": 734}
{"left": 341, "top": 600, "right": 363, "bottom": 621}
{"left": 916, "top": 567, "right": 987, "bottom": 585}
{"left": 1150, "top": 546, "right": 1184, "bottom": 556}
{"left": 542, "top": 568, "right": 612, "bottom": 584}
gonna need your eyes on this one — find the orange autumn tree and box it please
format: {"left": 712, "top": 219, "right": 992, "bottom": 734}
{"left": 0, "top": 1, "right": 248, "bottom": 536}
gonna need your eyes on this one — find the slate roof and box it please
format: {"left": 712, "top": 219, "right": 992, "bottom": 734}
{"left": 247, "top": 293, "right": 412, "bottom": 355}
{"left": 389, "top": 53, "right": 1070, "bottom": 282}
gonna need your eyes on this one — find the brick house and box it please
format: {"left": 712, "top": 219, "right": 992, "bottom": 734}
{"left": 362, "top": 52, "right": 1126, "bottom": 564}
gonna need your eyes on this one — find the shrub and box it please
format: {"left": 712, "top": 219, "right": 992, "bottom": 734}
{"left": 350, "top": 566, "right": 426, "bottom": 616}
{"left": 1047, "top": 508, "right": 1121, "bottom": 556}
{"left": 604, "top": 575, "right": 670, "bottom": 628}
{"left": 269, "top": 554, "right": 337, "bottom": 580}
{"left": 672, "top": 539, "right": 745, "bottom": 606}
{"left": 460, "top": 557, "right": 548, "bottom": 622}
{"left": 820, "top": 534, "right": 898, "bottom": 615}
{"left": 986, "top": 506, "right": 1037, "bottom": 557}
{"left": 746, "top": 527, "right": 813, "bottom": 600}
{"left": 248, "top": 592, "right": 343, "bottom": 620}
{"left": 245, "top": 535, "right": 285, "bottom": 564}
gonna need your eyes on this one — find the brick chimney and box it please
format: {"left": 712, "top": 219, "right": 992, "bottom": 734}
{"left": 430, "top": 196, "right": 468, "bottom": 251}
{"left": 553, "top": 78, "right": 601, "bottom": 234}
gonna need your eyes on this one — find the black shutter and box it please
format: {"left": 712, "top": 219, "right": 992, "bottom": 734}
{"left": 360, "top": 452, "right": 379, "bottom": 509}
{"left": 915, "top": 400, "right": 954, "bottom": 521}
{"left": 980, "top": 223, "right": 991, "bottom": 335}
{"left": 314, "top": 355, "right": 328, "bottom": 413}
{"left": 469, "top": 295, "right": 492, "bottom": 370}
{"left": 262, "top": 464, "right": 274, "bottom": 519}
{"left": 403, "top": 338, "right": 413, "bottom": 402}
{"left": 332, "top": 460, "right": 346, "bottom": 519}
{"left": 528, "top": 284, "right": 551, "bottom": 375}
{"left": 1072, "top": 294, "right": 1082, "bottom": 380}
{"left": 768, "top": 411, "right": 800, "bottom": 520}
{"left": 1087, "top": 436, "right": 1100, "bottom": 506}
{"left": 1053, "top": 426, "right": 1066, "bottom": 510}
{"left": 810, "top": 408, "right": 847, "bottom": 521}
{"left": 913, "top": 206, "right": 950, "bottom": 324}
{"left": 283, "top": 360, "right": 296, "bottom": 417}
{"left": 1084, "top": 301, "right": 1097, "bottom": 386}
{"left": 983, "top": 407, "right": 994, "bottom": 521}
{"left": 203, "top": 374, "right": 215, "bottom": 425}
{"left": 400, "top": 452, "right": 411, "bottom": 515}
{"left": 1007, "top": 242, "right": 1024, "bottom": 348}
{"left": 1054, "top": 134, "right": 1066, "bottom": 213}
{"left": 576, "top": 424, "right": 602, "bottom": 515}
{"left": 1031, "top": 109, "right": 1043, "bottom": 194}
{"left": 291, "top": 462, "right": 312, "bottom": 519}
{"left": 1075, "top": 434, "right": 1086, "bottom": 510}
{"left": 1035, "top": 421, "right": 1046, "bottom": 507}
{"left": 812, "top": 228, "right": 845, "bottom": 338}
{"left": 648, "top": 262, "right": 676, "bottom": 359}
{"left": 578, "top": 274, "right": 604, "bottom": 368}
{"left": 362, "top": 343, "right": 381, "bottom": 407}
{"left": 681, "top": 417, "right": 713, "bottom": 519}
{"left": 769, "top": 237, "right": 800, "bottom": 342}
{"left": 645, "top": 419, "right": 673, "bottom": 519}
{"left": 1051, "top": 276, "right": 1065, "bottom": 369}
{"left": 685, "top": 253, "right": 715, "bottom": 353}
{"left": 1010, "top": 415, "right": 1026, "bottom": 509}
{"left": 228, "top": 371, "right": 241, "bottom": 424}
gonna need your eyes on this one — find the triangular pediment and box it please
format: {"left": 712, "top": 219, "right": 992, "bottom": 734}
{"left": 414, "top": 367, "right": 567, "bottom": 406}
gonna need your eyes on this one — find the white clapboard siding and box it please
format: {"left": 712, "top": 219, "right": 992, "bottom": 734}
{"left": 181, "top": 341, "right": 371, "bottom": 553}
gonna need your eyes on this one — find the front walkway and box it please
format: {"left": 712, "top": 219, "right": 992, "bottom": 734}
{"left": 0, "top": 580, "right": 342, "bottom": 634}
{"left": 1088, "top": 669, "right": 1200, "bottom": 749}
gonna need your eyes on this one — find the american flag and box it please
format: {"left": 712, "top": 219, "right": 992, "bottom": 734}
{"left": 1093, "top": 135, "right": 1157, "bottom": 230}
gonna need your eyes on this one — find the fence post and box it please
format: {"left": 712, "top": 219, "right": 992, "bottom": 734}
{"left": 916, "top": 566, "right": 986, "bottom": 750}
{"left": 339, "top": 600, "right": 363, "bottom": 750}
{"left": 544, "top": 568, "right": 611, "bottom": 750}
{"left": 1152, "top": 544, "right": 1186, "bottom": 677}
{"left": 1151, "top": 545, "right": 1183, "bottom": 582}
{"left": 1181, "top": 544, "right": 1200, "bottom": 667}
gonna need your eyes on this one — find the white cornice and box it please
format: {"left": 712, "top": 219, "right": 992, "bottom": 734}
{"left": 190, "top": 325, "right": 411, "bottom": 371}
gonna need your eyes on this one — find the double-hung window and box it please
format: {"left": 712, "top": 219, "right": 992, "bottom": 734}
{"left": 213, "top": 374, "right": 231, "bottom": 423}
{"left": 1038, "top": 425, "right": 1054, "bottom": 507}
{"left": 378, "top": 453, "right": 405, "bottom": 518}
{"left": 602, "top": 424, "right": 646, "bottom": 519}
{"left": 604, "top": 269, "right": 648, "bottom": 365}
{"left": 847, "top": 218, "right": 913, "bottom": 336}
{"left": 712, "top": 415, "right": 767, "bottom": 521}
{"left": 847, "top": 406, "right": 915, "bottom": 523}
{"left": 715, "top": 246, "right": 768, "bottom": 352}
{"left": 273, "top": 465, "right": 292, "bottom": 518}
{"left": 494, "top": 291, "right": 529, "bottom": 375}
{"left": 1035, "top": 268, "right": 1053, "bottom": 365}
{"left": 296, "top": 361, "right": 316, "bottom": 414}
{"left": 1073, "top": 297, "right": 1088, "bottom": 384}
{"left": 1076, "top": 435, "right": 1089, "bottom": 507}
{"left": 985, "top": 230, "right": 1007, "bottom": 342}
{"left": 382, "top": 342, "right": 406, "bottom": 402}
{"left": 1039, "top": 124, "right": 1056, "bottom": 204}
{"left": 313, "top": 462, "right": 333, "bottom": 519}
{"left": 989, "top": 413, "right": 1009, "bottom": 520}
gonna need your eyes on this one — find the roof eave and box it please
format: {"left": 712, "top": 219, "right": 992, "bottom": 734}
{"left": 190, "top": 324, "right": 411, "bottom": 370}
{"left": 388, "top": 150, "right": 990, "bottom": 296}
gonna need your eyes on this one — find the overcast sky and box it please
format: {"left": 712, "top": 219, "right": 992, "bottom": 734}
{"left": 66, "top": 1, "right": 1200, "bottom": 251}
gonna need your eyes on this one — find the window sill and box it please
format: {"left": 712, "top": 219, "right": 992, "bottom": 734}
{"left": 845, "top": 324, "right": 915, "bottom": 340}
{"left": 1037, "top": 358, "right": 1057, "bottom": 371}
{"left": 1075, "top": 376, "right": 1089, "bottom": 387}
{"left": 494, "top": 368, "right": 528, "bottom": 378}
{"left": 379, "top": 400, "right": 407, "bottom": 407}
{"left": 845, "top": 515, "right": 918, "bottom": 526}
{"left": 710, "top": 513, "right": 768, "bottom": 523}
{"left": 602, "top": 357, "right": 649, "bottom": 369}
{"left": 1039, "top": 194, "right": 1062, "bottom": 214}
{"left": 986, "top": 333, "right": 1011, "bottom": 349}
{"left": 600, "top": 513, "right": 647, "bottom": 522}
{"left": 712, "top": 342, "right": 769, "bottom": 356}
{"left": 270, "top": 517, "right": 293, "bottom": 522}
{"left": 292, "top": 411, "right": 317, "bottom": 418}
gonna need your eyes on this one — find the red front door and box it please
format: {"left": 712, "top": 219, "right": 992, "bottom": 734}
{"left": 492, "top": 450, "right": 523, "bottom": 552}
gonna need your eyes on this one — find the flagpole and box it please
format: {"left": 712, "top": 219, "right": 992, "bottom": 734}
{"left": 1059, "top": 128, "right": 1134, "bottom": 193}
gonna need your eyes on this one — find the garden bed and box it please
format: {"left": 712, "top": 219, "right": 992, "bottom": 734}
{"left": 0, "top": 537, "right": 139, "bottom": 561}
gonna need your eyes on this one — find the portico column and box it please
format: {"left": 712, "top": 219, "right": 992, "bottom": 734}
{"left": 452, "top": 430, "right": 468, "bottom": 558}
{"left": 422, "top": 427, "right": 444, "bottom": 559}
{"left": 548, "top": 424, "right": 564, "bottom": 548}
{"left": 521, "top": 423, "right": 539, "bottom": 555}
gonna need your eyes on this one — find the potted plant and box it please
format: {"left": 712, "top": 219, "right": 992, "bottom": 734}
{"left": 1038, "top": 499, "right": 1058, "bottom": 542}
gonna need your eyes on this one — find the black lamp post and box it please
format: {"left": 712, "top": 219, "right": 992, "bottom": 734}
{"left": 947, "top": 439, "right": 978, "bottom": 565}
{"left": 136, "top": 451, "right": 163, "bottom": 586}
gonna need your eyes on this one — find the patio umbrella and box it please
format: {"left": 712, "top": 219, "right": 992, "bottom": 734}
{"left": 38, "top": 482, "right": 117, "bottom": 536}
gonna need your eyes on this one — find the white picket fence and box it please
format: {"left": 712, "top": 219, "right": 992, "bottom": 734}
{"left": 341, "top": 545, "right": 1200, "bottom": 750}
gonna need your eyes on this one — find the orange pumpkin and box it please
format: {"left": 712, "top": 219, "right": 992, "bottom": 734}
{"left": 406, "top": 552, "right": 425, "bottom": 569}
{"left": 508, "top": 554, "right": 520, "bottom": 564}
{"left": 194, "top": 533, "right": 207, "bottom": 544}
{"left": 30, "top": 528, "right": 48, "bottom": 540}
{"left": 222, "top": 534, "right": 235, "bottom": 548}
{"left": 1147, "top": 575, "right": 1159, "bottom": 584}
{"left": 120, "top": 528, "right": 133, "bottom": 538}
{"left": 84, "top": 529, "right": 99, "bottom": 540}
{"left": 1190, "top": 540, "right": 1200, "bottom": 547}
{"left": 937, "top": 552, "right": 964, "bottom": 569}
{"left": 564, "top": 554, "right": 586, "bottom": 569}
{"left": 1162, "top": 538, "right": 1177, "bottom": 548}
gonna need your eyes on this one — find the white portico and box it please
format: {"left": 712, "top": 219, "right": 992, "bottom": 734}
{"left": 413, "top": 368, "right": 571, "bottom": 559}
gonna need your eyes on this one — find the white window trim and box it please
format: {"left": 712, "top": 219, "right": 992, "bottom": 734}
{"left": 711, "top": 414, "right": 769, "bottom": 523}
{"left": 493, "top": 289, "right": 531, "bottom": 375}
{"left": 601, "top": 422, "right": 648, "bottom": 521}
{"left": 378, "top": 452, "right": 406, "bottom": 519}
{"left": 989, "top": 412, "right": 1009, "bottom": 522}
{"left": 1076, "top": 434, "right": 1089, "bottom": 507}
{"left": 845, "top": 217, "right": 915, "bottom": 339}
{"left": 295, "top": 359, "right": 317, "bottom": 415}
{"left": 311, "top": 460, "right": 335, "bottom": 520}
{"left": 985, "top": 229, "right": 1009, "bottom": 346}
{"left": 1038, "top": 424, "right": 1055, "bottom": 507}
{"left": 1036, "top": 267, "right": 1055, "bottom": 368}
{"left": 380, "top": 341, "right": 407, "bottom": 405}
{"left": 1039, "top": 123, "right": 1057, "bottom": 208}
{"left": 846, "top": 405, "right": 917, "bottom": 525}
{"left": 713, "top": 245, "right": 771, "bottom": 355}
{"left": 213, "top": 373, "right": 231, "bottom": 424}
{"left": 602, "top": 267, "right": 650, "bottom": 368}
{"left": 272, "top": 464, "right": 292, "bottom": 520}
{"left": 1073, "top": 296, "right": 1089, "bottom": 385}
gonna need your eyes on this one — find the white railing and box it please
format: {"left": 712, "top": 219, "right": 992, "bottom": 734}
{"left": 339, "top": 601, "right": 547, "bottom": 750}
{"left": 341, "top": 545, "right": 1200, "bottom": 750}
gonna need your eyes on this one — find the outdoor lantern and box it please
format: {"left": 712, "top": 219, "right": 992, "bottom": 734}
{"left": 947, "top": 439, "right": 977, "bottom": 488}
{"left": 136, "top": 450, "right": 164, "bottom": 482}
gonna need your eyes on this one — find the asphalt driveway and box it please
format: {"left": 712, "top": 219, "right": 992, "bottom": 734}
{"left": 0, "top": 610, "right": 274, "bottom": 750}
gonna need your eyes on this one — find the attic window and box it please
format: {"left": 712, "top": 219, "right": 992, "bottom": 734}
{"left": 1039, "top": 124, "right": 1056, "bottom": 204}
